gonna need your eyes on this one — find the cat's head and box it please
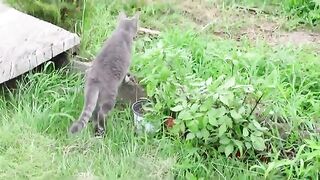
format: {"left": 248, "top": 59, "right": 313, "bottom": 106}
{"left": 117, "top": 11, "right": 140, "bottom": 36}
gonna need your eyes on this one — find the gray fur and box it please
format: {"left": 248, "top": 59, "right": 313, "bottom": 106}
{"left": 69, "top": 12, "right": 140, "bottom": 136}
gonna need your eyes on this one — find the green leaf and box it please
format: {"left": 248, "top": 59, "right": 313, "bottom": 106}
{"left": 219, "top": 136, "right": 231, "bottom": 145}
{"left": 248, "top": 122, "right": 256, "bottom": 130}
{"left": 264, "top": 160, "right": 294, "bottom": 178}
{"left": 252, "top": 120, "right": 262, "bottom": 129}
{"left": 196, "top": 129, "right": 210, "bottom": 139}
{"left": 208, "top": 117, "right": 218, "bottom": 126}
{"left": 193, "top": 113, "right": 203, "bottom": 119}
{"left": 218, "top": 123, "right": 227, "bottom": 136}
{"left": 187, "top": 120, "right": 199, "bottom": 132}
{"left": 199, "top": 117, "right": 208, "bottom": 128}
{"left": 239, "top": 106, "right": 246, "bottom": 115}
{"left": 305, "top": 139, "right": 320, "bottom": 150}
{"left": 312, "top": 0, "right": 320, "bottom": 6}
{"left": 212, "top": 93, "right": 219, "bottom": 101}
{"left": 146, "top": 83, "right": 156, "bottom": 96}
{"left": 245, "top": 142, "right": 252, "bottom": 149}
{"left": 171, "top": 105, "right": 184, "bottom": 112}
{"left": 200, "top": 98, "right": 213, "bottom": 112}
{"left": 219, "top": 92, "right": 234, "bottom": 107}
{"left": 223, "top": 116, "right": 233, "bottom": 128}
{"left": 217, "top": 106, "right": 227, "bottom": 117}
{"left": 190, "top": 103, "right": 200, "bottom": 112}
{"left": 216, "top": 107, "right": 227, "bottom": 118}
{"left": 218, "top": 145, "right": 225, "bottom": 153}
{"left": 201, "top": 129, "right": 210, "bottom": 140}
{"left": 186, "top": 172, "right": 197, "bottom": 180}
{"left": 232, "top": 139, "right": 243, "bottom": 155}
{"left": 182, "top": 98, "right": 188, "bottom": 108}
{"left": 253, "top": 131, "right": 263, "bottom": 137}
{"left": 178, "top": 110, "right": 192, "bottom": 120}
{"left": 222, "top": 77, "right": 236, "bottom": 90}
{"left": 208, "top": 109, "right": 218, "bottom": 126}
{"left": 186, "top": 133, "right": 195, "bottom": 140}
{"left": 252, "top": 120, "right": 268, "bottom": 131}
{"left": 230, "top": 110, "right": 242, "bottom": 120}
{"left": 200, "top": 105, "right": 208, "bottom": 112}
{"left": 219, "top": 94, "right": 229, "bottom": 106}
{"left": 159, "top": 67, "right": 170, "bottom": 81}
{"left": 225, "top": 144, "right": 234, "bottom": 157}
{"left": 250, "top": 135, "right": 266, "bottom": 151}
{"left": 243, "top": 127, "right": 249, "bottom": 137}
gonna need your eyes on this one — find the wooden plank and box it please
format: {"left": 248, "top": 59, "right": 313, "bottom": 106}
{"left": 0, "top": 3, "right": 80, "bottom": 84}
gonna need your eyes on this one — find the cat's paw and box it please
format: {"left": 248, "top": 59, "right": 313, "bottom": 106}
{"left": 94, "top": 127, "right": 105, "bottom": 138}
{"left": 69, "top": 122, "right": 81, "bottom": 134}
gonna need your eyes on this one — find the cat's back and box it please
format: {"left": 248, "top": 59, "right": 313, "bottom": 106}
{"left": 95, "top": 30, "right": 131, "bottom": 65}
{"left": 89, "top": 30, "right": 132, "bottom": 82}
{"left": 88, "top": 12, "right": 139, "bottom": 82}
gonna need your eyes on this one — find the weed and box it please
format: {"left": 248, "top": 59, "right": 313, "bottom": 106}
{"left": 4, "top": 0, "right": 95, "bottom": 31}
{"left": 1, "top": 0, "right": 320, "bottom": 179}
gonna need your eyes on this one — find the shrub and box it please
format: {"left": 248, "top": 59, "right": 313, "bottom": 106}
{"left": 132, "top": 29, "right": 320, "bottom": 177}
{"left": 4, "top": 0, "right": 85, "bottom": 31}
{"left": 132, "top": 30, "right": 270, "bottom": 158}
{"left": 282, "top": 0, "right": 320, "bottom": 27}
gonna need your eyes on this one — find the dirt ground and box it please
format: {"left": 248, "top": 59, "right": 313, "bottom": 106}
{"left": 178, "top": 0, "right": 320, "bottom": 47}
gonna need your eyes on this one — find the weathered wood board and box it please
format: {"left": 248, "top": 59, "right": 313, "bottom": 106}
{"left": 0, "top": 3, "right": 80, "bottom": 84}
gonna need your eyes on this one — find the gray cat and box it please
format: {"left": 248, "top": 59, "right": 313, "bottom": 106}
{"left": 69, "top": 11, "right": 140, "bottom": 136}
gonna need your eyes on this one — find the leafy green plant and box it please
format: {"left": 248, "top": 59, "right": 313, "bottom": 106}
{"left": 282, "top": 0, "right": 320, "bottom": 27}
{"left": 4, "top": 0, "right": 87, "bottom": 31}
{"left": 132, "top": 30, "right": 270, "bottom": 158}
{"left": 170, "top": 75, "right": 268, "bottom": 157}
{"left": 132, "top": 27, "right": 320, "bottom": 177}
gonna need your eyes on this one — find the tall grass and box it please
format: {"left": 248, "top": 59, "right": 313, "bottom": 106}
{"left": 1, "top": 0, "right": 320, "bottom": 178}
{"left": 0, "top": 63, "right": 264, "bottom": 178}
{"left": 4, "top": 0, "right": 87, "bottom": 31}
{"left": 282, "top": 0, "right": 320, "bottom": 28}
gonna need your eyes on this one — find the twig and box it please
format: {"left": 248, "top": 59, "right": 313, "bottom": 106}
{"left": 201, "top": 21, "right": 214, "bottom": 32}
{"left": 236, "top": 5, "right": 280, "bottom": 16}
{"left": 236, "top": 5, "right": 265, "bottom": 15}
{"left": 212, "top": 31, "right": 232, "bottom": 39}
{"left": 74, "top": 55, "right": 90, "bottom": 61}
{"left": 68, "top": 58, "right": 91, "bottom": 74}
{"left": 247, "top": 93, "right": 264, "bottom": 119}
{"left": 138, "top": 27, "right": 161, "bottom": 35}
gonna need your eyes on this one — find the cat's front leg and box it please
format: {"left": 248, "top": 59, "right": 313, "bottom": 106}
{"left": 123, "top": 72, "right": 138, "bottom": 86}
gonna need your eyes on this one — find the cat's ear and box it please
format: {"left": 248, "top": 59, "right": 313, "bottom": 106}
{"left": 133, "top": 11, "right": 140, "bottom": 20}
{"left": 124, "top": 74, "right": 131, "bottom": 83}
{"left": 131, "top": 12, "right": 140, "bottom": 27}
{"left": 118, "top": 11, "right": 127, "bottom": 21}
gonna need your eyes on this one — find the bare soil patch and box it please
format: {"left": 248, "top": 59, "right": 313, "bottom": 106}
{"left": 177, "top": 0, "right": 320, "bottom": 47}
{"left": 238, "top": 20, "right": 320, "bottom": 46}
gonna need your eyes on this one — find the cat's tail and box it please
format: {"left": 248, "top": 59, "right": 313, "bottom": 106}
{"left": 69, "top": 85, "right": 99, "bottom": 134}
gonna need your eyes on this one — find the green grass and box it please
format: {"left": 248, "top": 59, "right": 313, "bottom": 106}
{"left": 1, "top": 0, "right": 320, "bottom": 179}
{"left": 0, "top": 65, "right": 263, "bottom": 179}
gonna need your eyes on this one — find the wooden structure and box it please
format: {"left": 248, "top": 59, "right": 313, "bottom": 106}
{"left": 0, "top": 3, "right": 80, "bottom": 84}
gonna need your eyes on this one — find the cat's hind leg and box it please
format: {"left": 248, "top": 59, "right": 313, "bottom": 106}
{"left": 94, "top": 92, "right": 117, "bottom": 137}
